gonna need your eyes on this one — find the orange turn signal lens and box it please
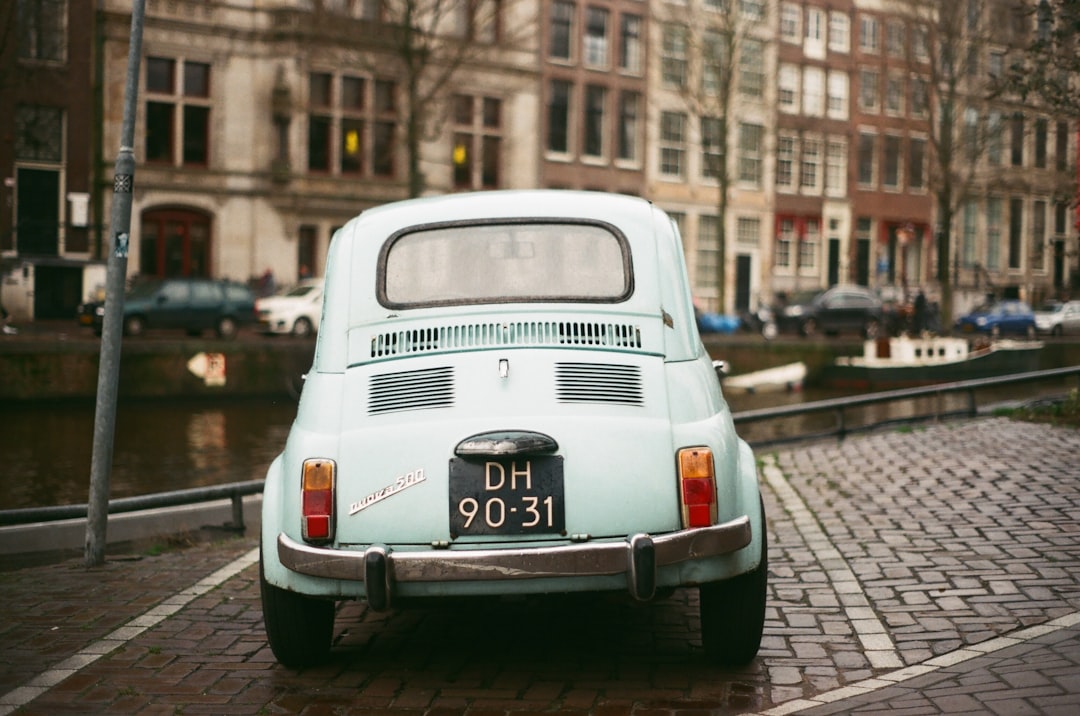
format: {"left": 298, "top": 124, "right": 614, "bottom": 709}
{"left": 677, "top": 448, "right": 716, "bottom": 528}
{"left": 301, "top": 459, "right": 335, "bottom": 542}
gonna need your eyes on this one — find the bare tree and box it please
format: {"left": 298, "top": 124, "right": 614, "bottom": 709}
{"left": 1000, "top": 0, "right": 1080, "bottom": 116}
{"left": 655, "top": 0, "right": 766, "bottom": 315}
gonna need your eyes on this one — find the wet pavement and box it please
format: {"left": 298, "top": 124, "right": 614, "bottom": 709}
{"left": 1, "top": 417, "right": 1078, "bottom": 714}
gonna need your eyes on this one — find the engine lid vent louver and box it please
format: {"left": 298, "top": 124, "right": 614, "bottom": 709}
{"left": 555, "top": 362, "right": 643, "bottom": 406}
{"left": 368, "top": 366, "right": 454, "bottom": 415}
{"left": 371, "top": 320, "right": 642, "bottom": 358}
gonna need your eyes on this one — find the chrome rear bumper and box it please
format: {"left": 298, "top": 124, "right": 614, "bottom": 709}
{"left": 277, "top": 515, "right": 751, "bottom": 609}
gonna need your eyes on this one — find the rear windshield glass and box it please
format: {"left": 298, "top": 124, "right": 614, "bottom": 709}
{"left": 380, "top": 221, "right": 631, "bottom": 307}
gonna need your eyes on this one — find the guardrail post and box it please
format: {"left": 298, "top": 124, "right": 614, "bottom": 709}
{"left": 836, "top": 408, "right": 846, "bottom": 440}
{"left": 229, "top": 494, "right": 245, "bottom": 531}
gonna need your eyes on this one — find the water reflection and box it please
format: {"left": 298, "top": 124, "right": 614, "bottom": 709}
{"left": 1, "top": 399, "right": 296, "bottom": 511}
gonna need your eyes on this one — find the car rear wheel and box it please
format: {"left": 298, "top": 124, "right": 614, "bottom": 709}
{"left": 800, "top": 317, "right": 818, "bottom": 338}
{"left": 260, "top": 557, "right": 335, "bottom": 668}
{"left": 292, "top": 317, "right": 314, "bottom": 337}
{"left": 700, "top": 498, "right": 767, "bottom": 666}
{"left": 1052, "top": 325, "right": 1063, "bottom": 337}
{"left": 124, "top": 315, "right": 145, "bottom": 337}
{"left": 216, "top": 316, "right": 238, "bottom": 339}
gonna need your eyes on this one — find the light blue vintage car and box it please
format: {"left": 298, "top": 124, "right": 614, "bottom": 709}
{"left": 260, "top": 190, "right": 767, "bottom": 667}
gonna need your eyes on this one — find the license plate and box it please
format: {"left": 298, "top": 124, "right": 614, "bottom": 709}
{"left": 449, "top": 456, "right": 565, "bottom": 536}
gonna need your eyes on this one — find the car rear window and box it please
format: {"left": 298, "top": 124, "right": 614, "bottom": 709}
{"left": 379, "top": 221, "right": 631, "bottom": 307}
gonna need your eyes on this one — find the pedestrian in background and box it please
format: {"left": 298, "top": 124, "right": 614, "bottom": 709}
{"left": 913, "top": 289, "right": 928, "bottom": 335}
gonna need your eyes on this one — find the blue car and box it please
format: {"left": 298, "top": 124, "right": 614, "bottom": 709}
{"left": 955, "top": 299, "right": 1037, "bottom": 339}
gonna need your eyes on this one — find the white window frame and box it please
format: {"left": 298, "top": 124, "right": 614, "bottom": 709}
{"left": 827, "top": 70, "right": 849, "bottom": 119}
{"left": 803, "top": 66, "right": 825, "bottom": 117}
{"left": 778, "top": 64, "right": 800, "bottom": 113}
{"left": 829, "top": 12, "right": 850, "bottom": 53}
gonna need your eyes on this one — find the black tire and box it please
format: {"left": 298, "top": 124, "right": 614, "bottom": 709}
{"left": 292, "top": 317, "right": 314, "bottom": 338}
{"left": 1052, "top": 325, "right": 1063, "bottom": 337}
{"left": 700, "top": 499, "right": 767, "bottom": 666}
{"left": 800, "top": 317, "right": 818, "bottom": 338}
{"left": 216, "top": 316, "right": 238, "bottom": 339}
{"left": 260, "top": 557, "right": 335, "bottom": 668}
{"left": 124, "top": 315, "right": 145, "bottom": 337}
{"left": 864, "top": 319, "right": 880, "bottom": 340}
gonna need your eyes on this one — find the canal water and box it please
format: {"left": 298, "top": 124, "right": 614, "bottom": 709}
{"left": 1, "top": 380, "right": 1072, "bottom": 511}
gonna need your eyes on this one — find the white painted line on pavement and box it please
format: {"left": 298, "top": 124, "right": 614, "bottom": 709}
{"left": 0, "top": 546, "right": 259, "bottom": 716}
{"left": 761, "top": 456, "right": 903, "bottom": 670}
{"left": 752, "top": 611, "right": 1080, "bottom": 715}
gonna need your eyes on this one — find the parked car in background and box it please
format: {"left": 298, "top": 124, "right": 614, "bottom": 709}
{"left": 260, "top": 190, "right": 768, "bottom": 669}
{"left": 1033, "top": 300, "right": 1080, "bottom": 336}
{"left": 256, "top": 278, "right": 324, "bottom": 337}
{"left": 80, "top": 277, "right": 257, "bottom": 338}
{"left": 954, "top": 299, "right": 1037, "bottom": 339}
{"left": 774, "top": 285, "right": 884, "bottom": 338}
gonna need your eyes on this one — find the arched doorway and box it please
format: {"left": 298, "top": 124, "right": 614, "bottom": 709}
{"left": 139, "top": 208, "right": 212, "bottom": 278}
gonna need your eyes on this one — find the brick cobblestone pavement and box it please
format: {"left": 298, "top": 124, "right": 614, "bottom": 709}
{"left": 1, "top": 416, "right": 1078, "bottom": 714}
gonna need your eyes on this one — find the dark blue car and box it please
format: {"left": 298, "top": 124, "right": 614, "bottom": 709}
{"left": 954, "top": 299, "right": 1037, "bottom": 339}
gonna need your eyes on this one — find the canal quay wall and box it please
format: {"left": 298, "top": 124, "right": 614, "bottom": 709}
{"left": 1, "top": 325, "right": 1078, "bottom": 402}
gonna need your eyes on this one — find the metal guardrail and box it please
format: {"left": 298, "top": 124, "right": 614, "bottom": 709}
{"left": 732, "top": 365, "right": 1080, "bottom": 447}
{"left": 0, "top": 480, "right": 264, "bottom": 528}
{"left": 1, "top": 366, "right": 1077, "bottom": 528}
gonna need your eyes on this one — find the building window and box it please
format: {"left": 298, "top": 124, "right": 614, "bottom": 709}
{"left": 583, "top": 84, "right": 606, "bottom": 158}
{"left": 1056, "top": 121, "right": 1070, "bottom": 171}
{"left": 829, "top": 12, "right": 850, "bottom": 53}
{"left": 780, "top": 3, "right": 800, "bottom": 42}
{"left": 987, "top": 111, "right": 1003, "bottom": 165}
{"left": 139, "top": 208, "right": 212, "bottom": 278}
{"left": 986, "top": 197, "right": 1002, "bottom": 270}
{"left": 909, "top": 137, "right": 925, "bottom": 189}
{"left": 584, "top": 6, "right": 609, "bottom": 68}
{"left": 988, "top": 51, "right": 1004, "bottom": 79}
{"left": 801, "top": 219, "right": 819, "bottom": 271}
{"left": 619, "top": 13, "right": 643, "bottom": 74}
{"left": 617, "top": 91, "right": 640, "bottom": 162}
{"left": 859, "top": 15, "right": 879, "bottom": 53}
{"left": 857, "top": 132, "right": 876, "bottom": 186}
{"left": 964, "top": 107, "right": 979, "bottom": 162}
{"left": 825, "top": 139, "right": 846, "bottom": 196}
{"left": 696, "top": 215, "right": 720, "bottom": 291}
{"left": 962, "top": 201, "right": 977, "bottom": 268}
{"left": 737, "top": 122, "right": 763, "bottom": 186}
{"left": 702, "top": 29, "right": 726, "bottom": 95}
{"left": 776, "top": 134, "right": 796, "bottom": 189}
{"left": 14, "top": 105, "right": 63, "bottom": 162}
{"left": 1008, "top": 197, "right": 1023, "bottom": 269}
{"left": 1033, "top": 200, "right": 1046, "bottom": 272}
{"left": 776, "top": 218, "right": 795, "bottom": 270}
{"left": 146, "top": 57, "right": 211, "bottom": 167}
{"left": 702, "top": 116, "right": 723, "bottom": 179}
{"left": 662, "top": 24, "right": 688, "bottom": 88}
{"left": 305, "top": 72, "right": 395, "bottom": 177}
{"left": 858, "top": 69, "right": 879, "bottom": 112}
{"left": 1010, "top": 114, "right": 1024, "bottom": 166}
{"left": 827, "top": 71, "right": 848, "bottom": 119}
{"left": 549, "top": 1, "right": 574, "bottom": 60}
{"left": 886, "top": 21, "right": 905, "bottom": 58}
{"left": 1034, "top": 118, "right": 1048, "bottom": 169}
{"left": 778, "top": 65, "right": 799, "bottom": 112}
{"left": 547, "top": 79, "right": 571, "bottom": 153}
{"left": 660, "top": 111, "right": 686, "bottom": 178}
{"left": 913, "top": 25, "right": 929, "bottom": 60}
{"left": 911, "top": 76, "right": 928, "bottom": 117}
{"left": 453, "top": 95, "right": 502, "bottom": 189}
{"left": 800, "top": 138, "right": 821, "bottom": 192}
{"left": 740, "top": 0, "right": 765, "bottom": 21}
{"left": 882, "top": 135, "right": 901, "bottom": 189}
{"left": 737, "top": 217, "right": 759, "bottom": 245}
{"left": 739, "top": 39, "right": 764, "bottom": 97}
{"left": 885, "top": 75, "right": 903, "bottom": 115}
{"left": 803, "top": 67, "right": 824, "bottom": 116}
{"left": 17, "top": 0, "right": 66, "bottom": 62}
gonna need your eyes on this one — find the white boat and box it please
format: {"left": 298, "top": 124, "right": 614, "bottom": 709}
{"left": 723, "top": 361, "right": 807, "bottom": 395}
{"left": 821, "top": 336, "right": 1043, "bottom": 390}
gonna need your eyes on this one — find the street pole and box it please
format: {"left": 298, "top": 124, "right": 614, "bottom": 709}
{"left": 85, "top": 0, "right": 146, "bottom": 568}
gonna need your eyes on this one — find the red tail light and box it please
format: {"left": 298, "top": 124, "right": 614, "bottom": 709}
{"left": 678, "top": 448, "right": 717, "bottom": 528}
{"left": 301, "top": 459, "right": 335, "bottom": 542}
